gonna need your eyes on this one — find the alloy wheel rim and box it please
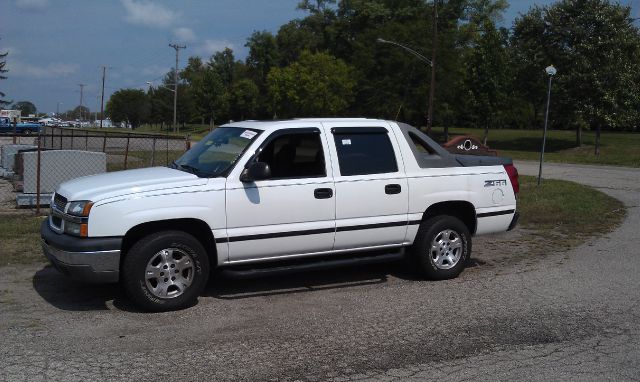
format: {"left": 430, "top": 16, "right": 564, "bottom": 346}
{"left": 145, "top": 248, "right": 194, "bottom": 299}
{"left": 430, "top": 229, "right": 463, "bottom": 270}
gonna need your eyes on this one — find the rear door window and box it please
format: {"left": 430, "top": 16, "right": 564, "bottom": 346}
{"left": 333, "top": 131, "right": 398, "bottom": 176}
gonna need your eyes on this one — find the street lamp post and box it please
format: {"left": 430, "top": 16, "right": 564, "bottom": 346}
{"left": 538, "top": 65, "right": 557, "bottom": 186}
{"left": 376, "top": 38, "right": 433, "bottom": 131}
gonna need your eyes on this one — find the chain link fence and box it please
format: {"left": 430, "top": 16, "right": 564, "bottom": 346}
{"left": 0, "top": 127, "right": 193, "bottom": 214}
{"left": 39, "top": 126, "right": 191, "bottom": 171}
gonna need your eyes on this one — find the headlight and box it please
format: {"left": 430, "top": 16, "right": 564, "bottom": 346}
{"left": 67, "top": 201, "right": 93, "bottom": 217}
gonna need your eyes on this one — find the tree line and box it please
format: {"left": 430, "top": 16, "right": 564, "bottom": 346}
{"left": 106, "top": 0, "right": 640, "bottom": 146}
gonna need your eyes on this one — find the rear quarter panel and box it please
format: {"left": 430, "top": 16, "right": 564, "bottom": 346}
{"left": 388, "top": 123, "right": 516, "bottom": 241}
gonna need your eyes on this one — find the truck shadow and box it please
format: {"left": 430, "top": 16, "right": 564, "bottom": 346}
{"left": 32, "top": 265, "right": 138, "bottom": 312}
{"left": 205, "top": 261, "right": 420, "bottom": 300}
{"left": 33, "top": 260, "right": 423, "bottom": 311}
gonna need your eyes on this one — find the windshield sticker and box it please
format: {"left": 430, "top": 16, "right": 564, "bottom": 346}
{"left": 342, "top": 139, "right": 352, "bottom": 145}
{"left": 240, "top": 130, "right": 258, "bottom": 139}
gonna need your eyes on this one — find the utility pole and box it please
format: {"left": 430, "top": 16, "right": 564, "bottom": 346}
{"left": 100, "top": 66, "right": 107, "bottom": 128}
{"left": 426, "top": 0, "right": 438, "bottom": 135}
{"left": 169, "top": 43, "right": 186, "bottom": 133}
{"left": 78, "top": 83, "right": 86, "bottom": 121}
{"left": 95, "top": 95, "right": 100, "bottom": 123}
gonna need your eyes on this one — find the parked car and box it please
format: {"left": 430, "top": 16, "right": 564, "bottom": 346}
{"left": 0, "top": 117, "right": 41, "bottom": 135}
{"left": 41, "top": 118, "right": 519, "bottom": 311}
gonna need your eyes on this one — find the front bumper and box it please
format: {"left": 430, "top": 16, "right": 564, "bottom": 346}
{"left": 40, "top": 220, "right": 122, "bottom": 283}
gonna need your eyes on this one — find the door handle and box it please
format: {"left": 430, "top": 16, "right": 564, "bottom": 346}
{"left": 385, "top": 184, "right": 402, "bottom": 195}
{"left": 314, "top": 188, "right": 333, "bottom": 199}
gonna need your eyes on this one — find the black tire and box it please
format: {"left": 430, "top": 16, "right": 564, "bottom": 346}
{"left": 411, "top": 215, "right": 471, "bottom": 280}
{"left": 122, "top": 230, "right": 210, "bottom": 312}
{"left": 24, "top": 129, "right": 32, "bottom": 136}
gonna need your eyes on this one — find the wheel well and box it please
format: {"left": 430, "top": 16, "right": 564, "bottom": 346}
{"left": 121, "top": 219, "right": 218, "bottom": 268}
{"left": 421, "top": 201, "right": 477, "bottom": 234}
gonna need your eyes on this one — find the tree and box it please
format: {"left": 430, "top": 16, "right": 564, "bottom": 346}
{"left": 230, "top": 78, "right": 260, "bottom": 120}
{"left": 465, "top": 21, "right": 511, "bottom": 144}
{"left": 181, "top": 56, "right": 205, "bottom": 85}
{"left": 246, "top": 31, "right": 280, "bottom": 88}
{"left": 0, "top": 46, "right": 10, "bottom": 108}
{"left": 106, "top": 89, "right": 149, "bottom": 128}
{"left": 510, "top": 8, "right": 550, "bottom": 131}
{"left": 245, "top": 31, "right": 281, "bottom": 117}
{"left": 267, "top": 51, "right": 356, "bottom": 117}
{"left": 185, "top": 59, "right": 229, "bottom": 126}
{"left": 208, "top": 48, "right": 236, "bottom": 87}
{"left": 513, "top": 0, "right": 640, "bottom": 153}
{"left": 276, "top": 20, "right": 316, "bottom": 66}
{"left": 11, "top": 101, "right": 37, "bottom": 116}
{"left": 70, "top": 105, "right": 90, "bottom": 120}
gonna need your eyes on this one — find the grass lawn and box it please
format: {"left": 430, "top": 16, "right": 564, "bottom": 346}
{"left": 432, "top": 126, "right": 640, "bottom": 167}
{"left": 0, "top": 215, "right": 47, "bottom": 267}
{"left": 0, "top": 175, "right": 625, "bottom": 267}
{"left": 517, "top": 175, "right": 625, "bottom": 250}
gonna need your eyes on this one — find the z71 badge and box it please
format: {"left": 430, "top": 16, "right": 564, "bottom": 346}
{"left": 485, "top": 179, "right": 507, "bottom": 187}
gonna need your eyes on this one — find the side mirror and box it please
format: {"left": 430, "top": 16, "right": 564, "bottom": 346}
{"left": 240, "top": 161, "right": 271, "bottom": 182}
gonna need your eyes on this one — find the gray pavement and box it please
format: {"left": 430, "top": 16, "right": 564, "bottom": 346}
{"left": 1, "top": 161, "right": 639, "bottom": 381}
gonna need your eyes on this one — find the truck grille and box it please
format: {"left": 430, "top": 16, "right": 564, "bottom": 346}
{"left": 53, "top": 193, "right": 67, "bottom": 211}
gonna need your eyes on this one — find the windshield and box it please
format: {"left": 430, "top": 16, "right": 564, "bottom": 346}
{"left": 173, "top": 127, "right": 261, "bottom": 177}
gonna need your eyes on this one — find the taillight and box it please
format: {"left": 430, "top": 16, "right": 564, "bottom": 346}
{"left": 504, "top": 164, "right": 519, "bottom": 195}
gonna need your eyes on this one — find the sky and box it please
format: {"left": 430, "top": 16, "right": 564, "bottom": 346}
{"left": 1, "top": 0, "right": 638, "bottom": 115}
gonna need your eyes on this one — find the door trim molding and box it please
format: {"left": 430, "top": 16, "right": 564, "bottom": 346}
{"left": 216, "top": 220, "right": 421, "bottom": 243}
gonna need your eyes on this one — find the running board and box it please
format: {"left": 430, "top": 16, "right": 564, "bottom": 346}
{"left": 219, "top": 251, "right": 406, "bottom": 279}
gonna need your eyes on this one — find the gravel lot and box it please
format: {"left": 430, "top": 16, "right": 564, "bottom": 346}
{"left": 0, "top": 161, "right": 639, "bottom": 381}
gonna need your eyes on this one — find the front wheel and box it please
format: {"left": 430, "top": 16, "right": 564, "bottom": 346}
{"left": 122, "top": 231, "right": 210, "bottom": 312}
{"left": 411, "top": 215, "right": 471, "bottom": 280}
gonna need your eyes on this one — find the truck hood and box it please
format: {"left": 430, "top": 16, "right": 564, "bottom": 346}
{"left": 56, "top": 167, "right": 208, "bottom": 203}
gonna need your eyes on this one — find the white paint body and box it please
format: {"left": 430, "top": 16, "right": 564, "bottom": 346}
{"left": 55, "top": 119, "right": 517, "bottom": 266}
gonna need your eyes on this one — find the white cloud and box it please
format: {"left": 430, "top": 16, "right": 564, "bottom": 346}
{"left": 15, "top": 0, "right": 49, "bottom": 11}
{"left": 120, "top": 0, "right": 178, "bottom": 28}
{"left": 197, "top": 39, "right": 235, "bottom": 57}
{"left": 173, "top": 27, "right": 196, "bottom": 42}
{"left": 9, "top": 61, "right": 79, "bottom": 79}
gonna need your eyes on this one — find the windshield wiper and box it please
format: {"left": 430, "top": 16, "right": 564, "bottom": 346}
{"left": 174, "top": 162, "right": 214, "bottom": 177}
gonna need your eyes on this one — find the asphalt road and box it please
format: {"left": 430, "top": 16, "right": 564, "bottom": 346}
{"left": 1, "top": 161, "right": 639, "bottom": 381}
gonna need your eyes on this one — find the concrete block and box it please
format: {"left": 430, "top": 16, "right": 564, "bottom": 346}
{"left": 1, "top": 144, "right": 36, "bottom": 170}
{"left": 21, "top": 150, "right": 106, "bottom": 194}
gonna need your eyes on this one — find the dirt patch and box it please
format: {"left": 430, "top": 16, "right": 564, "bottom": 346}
{"left": 0, "top": 177, "right": 17, "bottom": 211}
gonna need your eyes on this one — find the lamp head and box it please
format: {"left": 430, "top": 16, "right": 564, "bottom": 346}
{"left": 545, "top": 65, "right": 557, "bottom": 76}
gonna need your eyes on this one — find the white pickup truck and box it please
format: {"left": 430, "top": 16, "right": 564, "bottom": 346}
{"left": 41, "top": 119, "right": 519, "bottom": 311}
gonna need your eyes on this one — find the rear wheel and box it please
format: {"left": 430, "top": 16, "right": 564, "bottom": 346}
{"left": 122, "top": 231, "right": 210, "bottom": 312}
{"left": 411, "top": 215, "right": 471, "bottom": 280}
